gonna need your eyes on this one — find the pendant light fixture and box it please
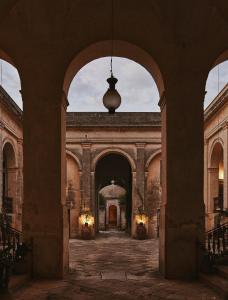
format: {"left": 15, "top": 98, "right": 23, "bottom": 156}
{"left": 102, "top": 0, "right": 121, "bottom": 114}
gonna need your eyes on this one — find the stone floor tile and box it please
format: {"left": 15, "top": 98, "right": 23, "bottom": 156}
{"left": 5, "top": 231, "right": 222, "bottom": 300}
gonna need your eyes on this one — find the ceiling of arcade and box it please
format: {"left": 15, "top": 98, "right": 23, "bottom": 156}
{"left": 0, "top": 0, "right": 227, "bottom": 89}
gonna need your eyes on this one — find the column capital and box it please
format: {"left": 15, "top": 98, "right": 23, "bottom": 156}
{"left": 136, "top": 143, "right": 146, "bottom": 149}
{"left": 208, "top": 167, "right": 219, "bottom": 173}
{"left": 132, "top": 171, "right": 137, "bottom": 178}
{"left": 17, "top": 138, "right": 23, "bottom": 145}
{"left": 81, "top": 142, "right": 92, "bottom": 149}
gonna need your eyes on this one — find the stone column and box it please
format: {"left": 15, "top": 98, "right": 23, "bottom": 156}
{"left": 204, "top": 139, "right": 210, "bottom": 230}
{"left": 159, "top": 81, "right": 205, "bottom": 279}
{"left": 131, "top": 171, "right": 137, "bottom": 236}
{"left": 91, "top": 171, "right": 95, "bottom": 214}
{"left": 22, "top": 67, "right": 68, "bottom": 278}
{"left": 208, "top": 168, "right": 219, "bottom": 213}
{"left": 223, "top": 124, "right": 228, "bottom": 210}
{"left": 204, "top": 139, "right": 209, "bottom": 212}
{"left": 144, "top": 171, "right": 148, "bottom": 210}
{"left": 16, "top": 139, "right": 23, "bottom": 230}
{"left": 8, "top": 167, "right": 17, "bottom": 227}
{"left": 81, "top": 143, "right": 92, "bottom": 211}
{"left": 91, "top": 171, "right": 98, "bottom": 230}
{"left": 136, "top": 143, "right": 145, "bottom": 209}
{"left": 79, "top": 171, "right": 83, "bottom": 210}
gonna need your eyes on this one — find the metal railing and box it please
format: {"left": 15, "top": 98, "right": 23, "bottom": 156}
{"left": 0, "top": 211, "right": 24, "bottom": 290}
{"left": 206, "top": 221, "right": 228, "bottom": 257}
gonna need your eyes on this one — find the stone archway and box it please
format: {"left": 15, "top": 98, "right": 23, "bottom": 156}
{"left": 0, "top": 0, "right": 226, "bottom": 280}
{"left": 208, "top": 141, "right": 224, "bottom": 229}
{"left": 63, "top": 40, "right": 165, "bottom": 97}
{"left": 95, "top": 152, "right": 132, "bottom": 235}
{"left": 2, "top": 141, "right": 17, "bottom": 227}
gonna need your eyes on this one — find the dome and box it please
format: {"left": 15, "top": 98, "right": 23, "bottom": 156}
{"left": 99, "top": 180, "right": 126, "bottom": 199}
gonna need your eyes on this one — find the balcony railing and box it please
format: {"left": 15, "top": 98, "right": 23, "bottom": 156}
{"left": 0, "top": 211, "right": 25, "bottom": 290}
{"left": 206, "top": 222, "right": 228, "bottom": 257}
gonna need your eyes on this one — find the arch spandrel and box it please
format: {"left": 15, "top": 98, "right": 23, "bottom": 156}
{"left": 209, "top": 140, "right": 224, "bottom": 169}
{"left": 66, "top": 150, "right": 82, "bottom": 171}
{"left": 2, "top": 139, "right": 17, "bottom": 168}
{"left": 145, "top": 149, "right": 161, "bottom": 171}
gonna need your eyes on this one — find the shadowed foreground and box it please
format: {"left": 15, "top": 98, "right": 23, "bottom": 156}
{"left": 2, "top": 232, "right": 220, "bottom": 300}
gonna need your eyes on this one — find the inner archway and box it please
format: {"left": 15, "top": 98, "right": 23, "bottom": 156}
{"left": 2, "top": 142, "right": 16, "bottom": 226}
{"left": 95, "top": 152, "right": 132, "bottom": 234}
{"left": 208, "top": 141, "right": 224, "bottom": 228}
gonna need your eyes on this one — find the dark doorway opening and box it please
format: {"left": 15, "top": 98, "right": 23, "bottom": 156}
{"left": 95, "top": 153, "right": 132, "bottom": 234}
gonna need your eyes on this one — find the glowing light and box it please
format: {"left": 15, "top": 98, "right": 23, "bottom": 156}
{"left": 219, "top": 163, "right": 224, "bottom": 180}
{"left": 79, "top": 213, "right": 94, "bottom": 226}
{"left": 135, "top": 213, "right": 148, "bottom": 225}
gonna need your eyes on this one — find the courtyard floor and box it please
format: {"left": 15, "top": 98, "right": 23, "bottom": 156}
{"left": 2, "top": 231, "right": 221, "bottom": 300}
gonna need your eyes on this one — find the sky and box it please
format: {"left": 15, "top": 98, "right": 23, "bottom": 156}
{"left": 0, "top": 57, "right": 227, "bottom": 111}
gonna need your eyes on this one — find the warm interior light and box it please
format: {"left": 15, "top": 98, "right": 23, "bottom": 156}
{"left": 80, "top": 213, "right": 94, "bottom": 226}
{"left": 219, "top": 162, "right": 224, "bottom": 180}
{"left": 135, "top": 213, "right": 148, "bottom": 225}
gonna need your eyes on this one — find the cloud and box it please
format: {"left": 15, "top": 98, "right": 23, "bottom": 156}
{"left": 68, "top": 57, "right": 160, "bottom": 112}
{"left": 0, "top": 60, "right": 22, "bottom": 108}
{"left": 204, "top": 61, "right": 228, "bottom": 108}
{"left": 0, "top": 58, "right": 227, "bottom": 112}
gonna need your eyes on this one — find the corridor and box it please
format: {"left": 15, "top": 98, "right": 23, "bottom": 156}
{"left": 3, "top": 232, "right": 221, "bottom": 300}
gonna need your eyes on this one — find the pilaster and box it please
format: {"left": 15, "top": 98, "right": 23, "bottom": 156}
{"left": 223, "top": 124, "right": 228, "bottom": 209}
{"left": 136, "top": 143, "right": 146, "bottom": 209}
{"left": 81, "top": 143, "right": 92, "bottom": 211}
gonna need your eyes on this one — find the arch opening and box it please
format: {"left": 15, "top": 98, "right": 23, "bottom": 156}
{"left": 95, "top": 153, "right": 132, "bottom": 234}
{"left": 0, "top": 58, "right": 22, "bottom": 110}
{"left": 2, "top": 142, "right": 16, "bottom": 225}
{"left": 67, "top": 56, "right": 160, "bottom": 112}
{"left": 205, "top": 50, "right": 228, "bottom": 108}
{"left": 209, "top": 142, "right": 224, "bottom": 228}
{"left": 63, "top": 40, "right": 165, "bottom": 108}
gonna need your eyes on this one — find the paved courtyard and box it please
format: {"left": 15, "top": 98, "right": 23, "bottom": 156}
{"left": 2, "top": 231, "right": 221, "bottom": 300}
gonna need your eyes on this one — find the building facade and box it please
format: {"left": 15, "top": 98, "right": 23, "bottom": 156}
{"left": 0, "top": 84, "right": 227, "bottom": 237}
{"left": 0, "top": 86, "right": 23, "bottom": 230}
{"left": 66, "top": 112, "right": 162, "bottom": 238}
{"left": 204, "top": 84, "right": 228, "bottom": 231}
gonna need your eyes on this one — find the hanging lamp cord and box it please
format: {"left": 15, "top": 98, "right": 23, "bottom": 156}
{"left": 110, "top": 0, "right": 114, "bottom": 76}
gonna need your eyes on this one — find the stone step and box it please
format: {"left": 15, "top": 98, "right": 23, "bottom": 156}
{"left": 200, "top": 273, "right": 228, "bottom": 300}
{"left": 215, "top": 265, "right": 228, "bottom": 280}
